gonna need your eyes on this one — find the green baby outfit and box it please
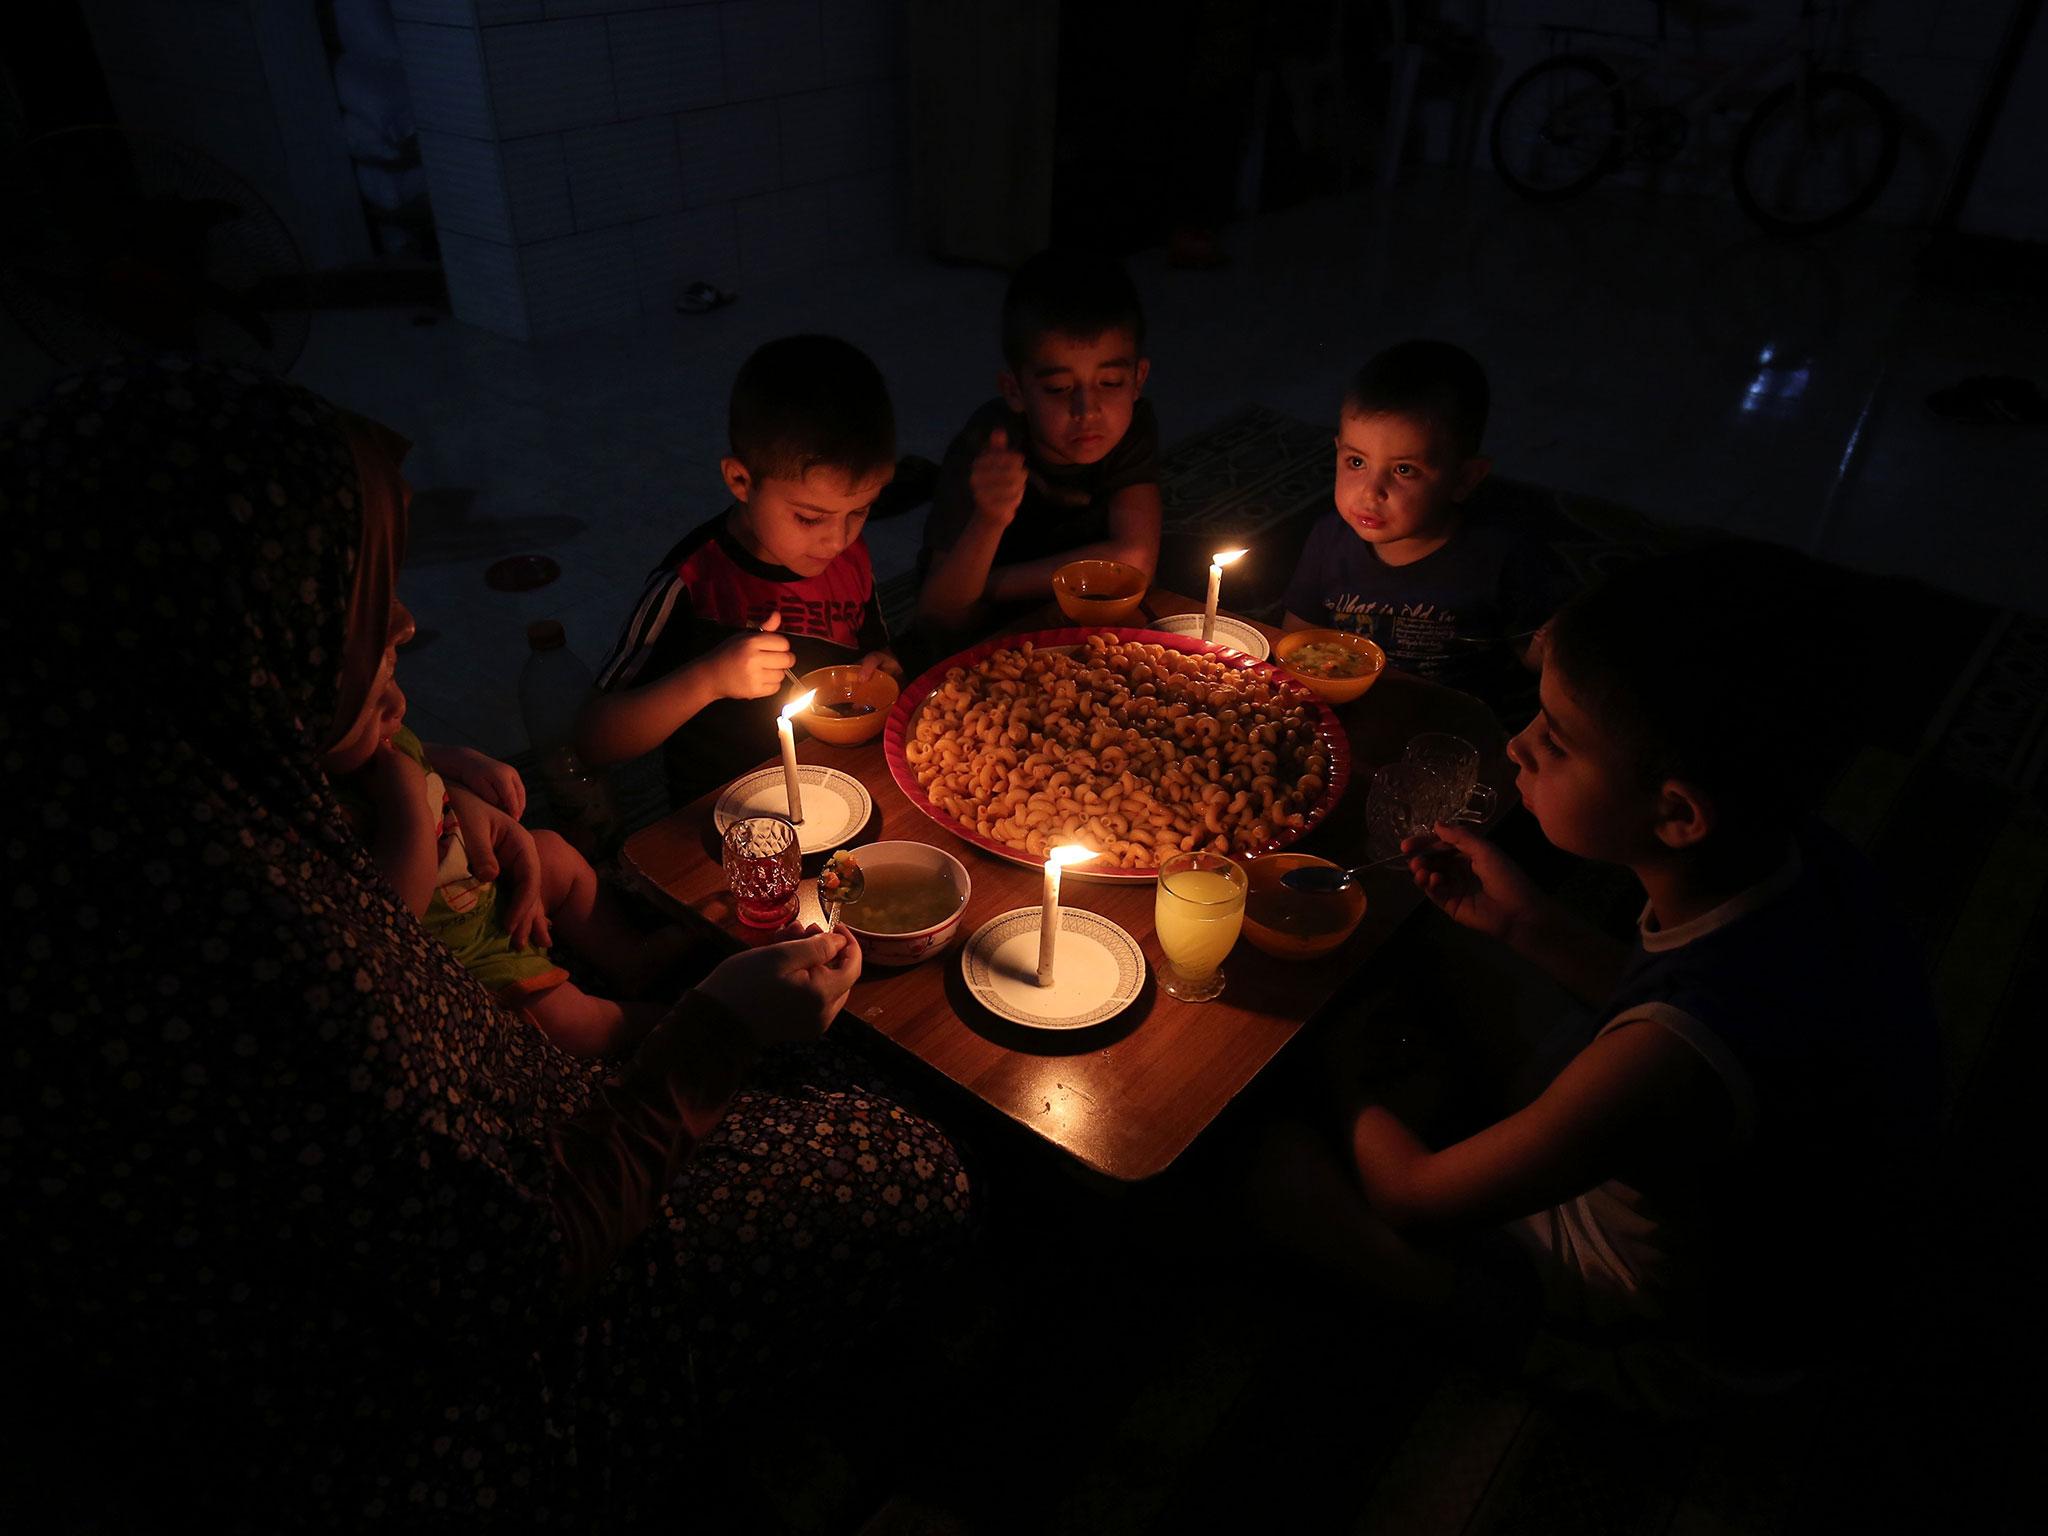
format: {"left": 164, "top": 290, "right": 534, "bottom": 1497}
{"left": 377, "top": 727, "right": 568, "bottom": 1000}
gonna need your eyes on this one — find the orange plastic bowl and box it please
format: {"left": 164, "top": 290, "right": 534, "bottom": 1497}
{"left": 798, "top": 665, "right": 899, "bottom": 746}
{"left": 1272, "top": 627, "right": 1387, "bottom": 706}
{"left": 1242, "top": 853, "right": 1367, "bottom": 960}
{"left": 1052, "top": 559, "right": 1148, "bottom": 625}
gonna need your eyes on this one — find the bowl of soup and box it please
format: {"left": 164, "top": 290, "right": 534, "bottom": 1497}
{"left": 798, "top": 664, "right": 899, "bottom": 747}
{"left": 1272, "top": 627, "right": 1387, "bottom": 705}
{"left": 837, "top": 840, "right": 972, "bottom": 966}
{"left": 1052, "top": 559, "right": 1148, "bottom": 625}
{"left": 1241, "top": 853, "right": 1367, "bottom": 960}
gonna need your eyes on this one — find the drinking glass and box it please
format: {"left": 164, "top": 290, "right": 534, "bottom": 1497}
{"left": 1154, "top": 849, "right": 1247, "bottom": 1002}
{"left": 723, "top": 814, "right": 800, "bottom": 930}
{"left": 1405, "top": 731, "right": 1499, "bottom": 824}
{"left": 1365, "top": 761, "right": 1458, "bottom": 860}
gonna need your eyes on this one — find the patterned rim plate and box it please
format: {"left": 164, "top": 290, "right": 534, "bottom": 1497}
{"left": 883, "top": 626, "right": 1350, "bottom": 884}
{"left": 1145, "top": 610, "right": 1271, "bottom": 661}
{"left": 712, "top": 765, "right": 873, "bottom": 855}
{"left": 961, "top": 906, "right": 1146, "bottom": 1029}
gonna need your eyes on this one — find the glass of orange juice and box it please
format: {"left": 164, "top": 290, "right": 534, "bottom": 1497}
{"left": 1154, "top": 849, "right": 1248, "bottom": 1002}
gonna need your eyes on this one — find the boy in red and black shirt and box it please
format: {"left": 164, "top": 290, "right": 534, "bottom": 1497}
{"left": 578, "top": 335, "right": 900, "bottom": 806}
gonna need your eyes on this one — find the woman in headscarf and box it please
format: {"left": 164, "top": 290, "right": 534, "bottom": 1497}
{"left": 2, "top": 358, "right": 973, "bottom": 1526}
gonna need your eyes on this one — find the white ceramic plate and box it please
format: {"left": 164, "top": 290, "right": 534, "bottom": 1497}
{"left": 712, "top": 765, "right": 873, "bottom": 855}
{"left": 1146, "top": 610, "right": 1271, "bottom": 661}
{"left": 960, "top": 906, "right": 1147, "bottom": 1029}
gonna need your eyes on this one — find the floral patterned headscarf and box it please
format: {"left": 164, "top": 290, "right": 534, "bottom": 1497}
{"left": 1, "top": 359, "right": 609, "bottom": 1521}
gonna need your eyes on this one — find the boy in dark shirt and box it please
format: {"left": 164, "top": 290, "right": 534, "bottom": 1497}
{"left": 1262, "top": 545, "right": 1936, "bottom": 1412}
{"left": 916, "top": 249, "right": 1162, "bottom": 640}
{"left": 1282, "top": 340, "right": 1567, "bottom": 717}
{"left": 577, "top": 335, "right": 900, "bottom": 807}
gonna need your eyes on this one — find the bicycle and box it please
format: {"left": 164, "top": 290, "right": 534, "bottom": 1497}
{"left": 1488, "top": 0, "right": 1901, "bottom": 236}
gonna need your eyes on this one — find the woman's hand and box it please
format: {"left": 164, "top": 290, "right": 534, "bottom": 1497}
{"left": 1404, "top": 820, "right": 1548, "bottom": 947}
{"left": 446, "top": 782, "right": 552, "bottom": 950}
{"left": 695, "top": 927, "right": 862, "bottom": 1047}
{"left": 857, "top": 649, "right": 904, "bottom": 682}
{"left": 425, "top": 742, "right": 527, "bottom": 819}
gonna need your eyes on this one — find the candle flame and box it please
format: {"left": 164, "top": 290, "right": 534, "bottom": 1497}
{"left": 782, "top": 690, "right": 817, "bottom": 720}
{"left": 1211, "top": 548, "right": 1247, "bottom": 568}
{"left": 1046, "top": 845, "right": 1096, "bottom": 869}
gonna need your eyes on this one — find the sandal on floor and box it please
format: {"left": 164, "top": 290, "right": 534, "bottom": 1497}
{"left": 675, "top": 280, "right": 737, "bottom": 315}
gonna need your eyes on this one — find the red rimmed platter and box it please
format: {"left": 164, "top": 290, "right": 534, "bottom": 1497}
{"left": 883, "top": 626, "right": 1351, "bottom": 883}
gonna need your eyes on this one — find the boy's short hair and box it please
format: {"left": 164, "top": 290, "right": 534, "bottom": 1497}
{"left": 1545, "top": 541, "right": 1857, "bottom": 830}
{"left": 729, "top": 334, "right": 895, "bottom": 483}
{"left": 1000, "top": 250, "right": 1147, "bottom": 368}
{"left": 1344, "top": 339, "right": 1489, "bottom": 460}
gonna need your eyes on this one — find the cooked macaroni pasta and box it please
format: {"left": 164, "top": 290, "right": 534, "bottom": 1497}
{"left": 904, "top": 634, "right": 1333, "bottom": 869}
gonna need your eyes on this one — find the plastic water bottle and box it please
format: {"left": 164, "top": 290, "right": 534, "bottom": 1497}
{"left": 518, "top": 619, "right": 619, "bottom": 856}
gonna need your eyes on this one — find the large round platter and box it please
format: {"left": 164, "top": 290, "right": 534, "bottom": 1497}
{"left": 884, "top": 626, "right": 1351, "bottom": 884}
{"left": 960, "top": 906, "right": 1146, "bottom": 1029}
{"left": 1145, "top": 610, "right": 1271, "bottom": 661}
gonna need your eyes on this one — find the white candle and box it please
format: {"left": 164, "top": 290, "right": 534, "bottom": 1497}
{"left": 778, "top": 690, "right": 815, "bottom": 823}
{"left": 1035, "top": 844, "right": 1096, "bottom": 986}
{"left": 1203, "top": 548, "right": 1246, "bottom": 643}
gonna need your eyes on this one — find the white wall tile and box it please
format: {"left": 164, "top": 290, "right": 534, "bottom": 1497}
{"left": 418, "top": 130, "right": 514, "bottom": 240}
{"left": 484, "top": 18, "right": 616, "bottom": 136}
{"left": 521, "top": 226, "right": 643, "bottom": 333}
{"left": 1925, "top": 0, "right": 2017, "bottom": 62}
{"left": 564, "top": 116, "right": 687, "bottom": 228}
{"left": 631, "top": 205, "right": 742, "bottom": 311}
{"left": 722, "top": 0, "right": 823, "bottom": 101}
{"left": 391, "top": 0, "right": 481, "bottom": 23}
{"left": 828, "top": 168, "right": 900, "bottom": 259}
{"left": 736, "top": 182, "right": 832, "bottom": 278}
{"left": 397, "top": 22, "right": 495, "bottom": 139}
{"left": 544, "top": 0, "right": 664, "bottom": 15}
{"left": 777, "top": 85, "right": 870, "bottom": 184}
{"left": 823, "top": 0, "right": 900, "bottom": 84}
{"left": 439, "top": 230, "right": 531, "bottom": 339}
{"left": 609, "top": 5, "right": 725, "bottom": 116}
{"left": 502, "top": 134, "right": 577, "bottom": 239}
{"left": 677, "top": 99, "right": 781, "bottom": 204}
{"left": 864, "top": 76, "right": 904, "bottom": 170}
{"left": 476, "top": 0, "right": 544, "bottom": 23}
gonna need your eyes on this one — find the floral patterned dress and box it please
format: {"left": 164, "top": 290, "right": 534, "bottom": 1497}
{"left": 1, "top": 359, "right": 972, "bottom": 1526}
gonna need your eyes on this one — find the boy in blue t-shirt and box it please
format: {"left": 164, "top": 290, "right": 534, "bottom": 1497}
{"left": 1282, "top": 340, "right": 1566, "bottom": 716}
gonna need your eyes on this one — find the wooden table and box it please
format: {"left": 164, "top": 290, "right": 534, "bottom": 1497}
{"left": 622, "top": 591, "right": 1511, "bottom": 1182}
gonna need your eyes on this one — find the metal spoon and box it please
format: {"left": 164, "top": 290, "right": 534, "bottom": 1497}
{"left": 1279, "top": 852, "right": 1418, "bottom": 893}
{"left": 818, "top": 851, "right": 865, "bottom": 930}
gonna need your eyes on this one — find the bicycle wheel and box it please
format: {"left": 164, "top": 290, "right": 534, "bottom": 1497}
{"left": 1489, "top": 55, "right": 1626, "bottom": 202}
{"left": 1732, "top": 71, "right": 1900, "bottom": 236}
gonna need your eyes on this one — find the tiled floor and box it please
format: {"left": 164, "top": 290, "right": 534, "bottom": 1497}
{"left": 11, "top": 170, "right": 2044, "bottom": 751}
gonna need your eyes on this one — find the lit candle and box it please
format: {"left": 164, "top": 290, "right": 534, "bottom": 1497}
{"left": 1036, "top": 844, "right": 1096, "bottom": 986}
{"left": 778, "top": 690, "right": 815, "bottom": 823}
{"left": 1203, "top": 548, "right": 1246, "bottom": 643}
